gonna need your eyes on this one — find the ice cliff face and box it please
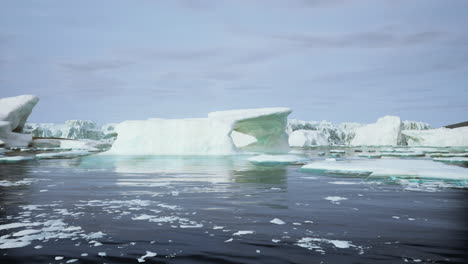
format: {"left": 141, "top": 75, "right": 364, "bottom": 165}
{"left": 104, "top": 108, "right": 291, "bottom": 155}
{"left": 0, "top": 95, "right": 39, "bottom": 147}
{"left": 24, "top": 121, "right": 116, "bottom": 140}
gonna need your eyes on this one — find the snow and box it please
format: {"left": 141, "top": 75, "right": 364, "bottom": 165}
{"left": 104, "top": 107, "right": 291, "bottom": 155}
{"left": 289, "top": 130, "right": 329, "bottom": 147}
{"left": 403, "top": 127, "right": 468, "bottom": 147}
{"left": 248, "top": 154, "right": 308, "bottom": 164}
{"left": 302, "top": 159, "right": 468, "bottom": 180}
{"left": 270, "top": 218, "right": 286, "bottom": 225}
{"left": 350, "top": 116, "right": 404, "bottom": 146}
{"left": 0, "top": 95, "right": 39, "bottom": 147}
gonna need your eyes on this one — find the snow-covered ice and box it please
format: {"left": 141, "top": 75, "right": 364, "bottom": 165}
{"left": 0, "top": 156, "right": 34, "bottom": 162}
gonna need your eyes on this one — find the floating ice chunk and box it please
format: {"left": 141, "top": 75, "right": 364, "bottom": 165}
{"left": 324, "top": 196, "right": 348, "bottom": 204}
{"left": 248, "top": 154, "right": 308, "bottom": 164}
{"left": 302, "top": 159, "right": 468, "bottom": 180}
{"left": 330, "top": 150, "right": 345, "bottom": 153}
{"left": 270, "top": 218, "right": 286, "bottom": 225}
{"left": 66, "top": 259, "right": 78, "bottom": 263}
{"left": 429, "top": 153, "right": 468, "bottom": 158}
{"left": 12, "top": 229, "right": 41, "bottom": 237}
{"left": 137, "top": 251, "right": 157, "bottom": 263}
{"left": 296, "top": 237, "right": 354, "bottom": 250}
{"left": 357, "top": 153, "right": 382, "bottom": 159}
{"left": 381, "top": 152, "right": 425, "bottom": 157}
{"left": 0, "top": 156, "right": 34, "bottom": 162}
{"left": 35, "top": 150, "right": 91, "bottom": 159}
{"left": 272, "top": 239, "right": 281, "bottom": 243}
{"left": 233, "top": 230, "right": 254, "bottom": 236}
{"left": 98, "top": 252, "right": 106, "bottom": 257}
{"left": 0, "top": 222, "right": 41, "bottom": 231}
{"left": 433, "top": 157, "right": 468, "bottom": 164}
{"left": 224, "top": 238, "right": 233, "bottom": 242}
{"left": 328, "top": 181, "right": 359, "bottom": 185}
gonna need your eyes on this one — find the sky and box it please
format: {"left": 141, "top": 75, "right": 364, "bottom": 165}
{"left": 1, "top": 0, "right": 467, "bottom": 127}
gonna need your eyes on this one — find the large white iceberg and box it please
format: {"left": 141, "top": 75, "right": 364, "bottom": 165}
{"left": 350, "top": 116, "right": 404, "bottom": 146}
{"left": 0, "top": 95, "right": 39, "bottom": 147}
{"left": 403, "top": 127, "right": 468, "bottom": 147}
{"left": 104, "top": 108, "right": 291, "bottom": 155}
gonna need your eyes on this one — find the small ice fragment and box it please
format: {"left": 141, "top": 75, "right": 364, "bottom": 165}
{"left": 408, "top": 218, "right": 415, "bottom": 221}
{"left": 137, "top": 251, "right": 157, "bottom": 263}
{"left": 55, "top": 256, "right": 64, "bottom": 260}
{"left": 392, "top": 216, "right": 400, "bottom": 219}
{"left": 270, "top": 218, "right": 286, "bottom": 225}
{"left": 213, "top": 226, "right": 224, "bottom": 230}
{"left": 224, "top": 238, "right": 233, "bottom": 242}
{"left": 256, "top": 250, "right": 261, "bottom": 253}
{"left": 233, "top": 230, "right": 254, "bottom": 236}
{"left": 98, "top": 252, "right": 106, "bottom": 257}
{"left": 324, "top": 196, "right": 348, "bottom": 204}
{"left": 272, "top": 239, "right": 280, "bottom": 243}
{"left": 66, "top": 259, "right": 78, "bottom": 263}
{"left": 34, "top": 245, "right": 43, "bottom": 249}
{"left": 81, "top": 253, "right": 88, "bottom": 256}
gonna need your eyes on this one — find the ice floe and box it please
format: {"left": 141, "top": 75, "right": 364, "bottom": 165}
{"left": 270, "top": 218, "right": 286, "bottom": 225}
{"left": 137, "top": 251, "right": 157, "bottom": 262}
{"left": 248, "top": 154, "right": 308, "bottom": 164}
{"left": 302, "top": 159, "right": 468, "bottom": 180}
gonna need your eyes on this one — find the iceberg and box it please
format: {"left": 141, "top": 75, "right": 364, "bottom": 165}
{"left": 402, "top": 127, "right": 468, "bottom": 147}
{"left": 301, "top": 159, "right": 468, "bottom": 180}
{"left": 0, "top": 95, "right": 39, "bottom": 147}
{"left": 104, "top": 108, "right": 291, "bottom": 155}
{"left": 289, "top": 130, "right": 329, "bottom": 147}
{"left": 350, "top": 116, "right": 404, "bottom": 146}
{"left": 23, "top": 120, "right": 114, "bottom": 140}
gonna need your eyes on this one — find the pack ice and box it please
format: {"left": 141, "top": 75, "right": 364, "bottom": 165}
{"left": 104, "top": 108, "right": 291, "bottom": 155}
{"left": 0, "top": 95, "right": 39, "bottom": 147}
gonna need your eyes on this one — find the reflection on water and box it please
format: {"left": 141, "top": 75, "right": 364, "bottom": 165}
{"left": 0, "top": 150, "right": 467, "bottom": 264}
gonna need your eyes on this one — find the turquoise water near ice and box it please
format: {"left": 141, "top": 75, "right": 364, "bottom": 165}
{"left": 0, "top": 147, "right": 467, "bottom": 263}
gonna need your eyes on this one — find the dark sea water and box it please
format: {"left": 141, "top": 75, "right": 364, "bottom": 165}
{"left": 1, "top": 148, "right": 467, "bottom": 263}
